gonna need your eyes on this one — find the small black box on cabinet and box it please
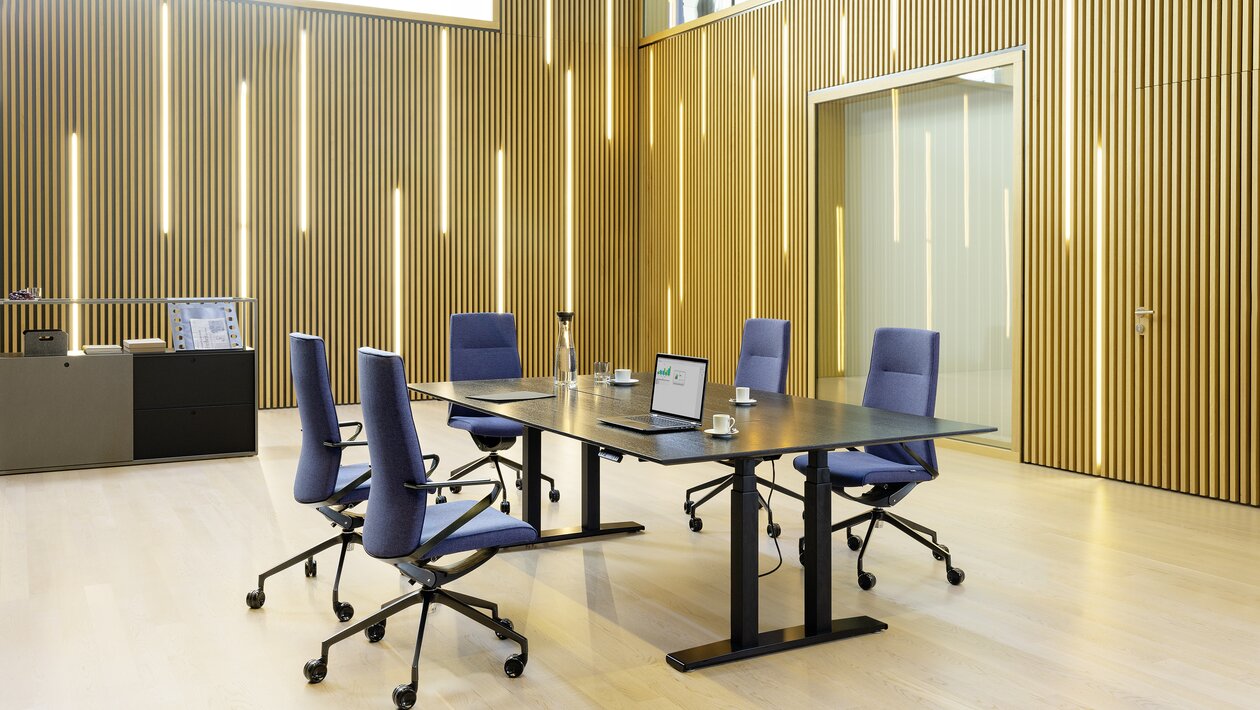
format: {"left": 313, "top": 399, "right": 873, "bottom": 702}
{"left": 23, "top": 329, "right": 68, "bottom": 357}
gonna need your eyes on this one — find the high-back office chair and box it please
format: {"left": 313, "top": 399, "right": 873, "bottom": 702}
{"left": 793, "top": 327, "right": 964, "bottom": 590}
{"left": 438, "top": 312, "right": 558, "bottom": 512}
{"left": 683, "top": 318, "right": 802, "bottom": 537}
{"left": 245, "top": 333, "right": 384, "bottom": 622}
{"left": 302, "top": 348, "right": 536, "bottom": 710}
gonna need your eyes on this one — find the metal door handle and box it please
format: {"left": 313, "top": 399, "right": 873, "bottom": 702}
{"left": 1135, "top": 307, "right": 1153, "bottom": 335}
{"left": 1135, "top": 307, "right": 1154, "bottom": 316}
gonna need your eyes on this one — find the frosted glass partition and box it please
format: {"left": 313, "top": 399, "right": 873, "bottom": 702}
{"left": 815, "top": 62, "right": 1020, "bottom": 447}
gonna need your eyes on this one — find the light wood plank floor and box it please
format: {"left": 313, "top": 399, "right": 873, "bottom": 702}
{"left": 3, "top": 402, "right": 1260, "bottom": 709}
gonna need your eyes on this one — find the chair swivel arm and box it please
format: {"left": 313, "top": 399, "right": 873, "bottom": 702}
{"left": 897, "top": 442, "right": 940, "bottom": 479}
{"left": 422, "top": 454, "right": 440, "bottom": 476}
{"left": 338, "top": 421, "right": 364, "bottom": 441}
{"left": 329, "top": 468, "right": 373, "bottom": 505}
{"left": 323, "top": 440, "right": 369, "bottom": 448}
{"left": 402, "top": 478, "right": 505, "bottom": 561}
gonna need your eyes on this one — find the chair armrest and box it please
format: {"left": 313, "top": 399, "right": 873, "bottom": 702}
{"left": 423, "top": 454, "right": 440, "bottom": 476}
{"left": 323, "top": 440, "right": 369, "bottom": 448}
{"left": 338, "top": 421, "right": 364, "bottom": 441}
{"left": 329, "top": 468, "right": 372, "bottom": 504}
{"left": 897, "top": 442, "right": 939, "bottom": 479}
{"left": 403, "top": 479, "right": 506, "bottom": 560}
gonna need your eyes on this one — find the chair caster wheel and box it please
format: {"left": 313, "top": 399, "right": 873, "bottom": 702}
{"left": 303, "top": 657, "right": 328, "bottom": 684}
{"left": 500, "top": 500, "right": 511, "bottom": 514}
{"left": 246, "top": 589, "right": 265, "bottom": 609}
{"left": 847, "top": 534, "right": 863, "bottom": 551}
{"left": 449, "top": 485, "right": 462, "bottom": 494}
{"left": 688, "top": 517, "right": 703, "bottom": 533}
{"left": 335, "top": 602, "right": 354, "bottom": 622}
{"left": 549, "top": 489, "right": 561, "bottom": 502}
{"left": 515, "top": 478, "right": 523, "bottom": 490}
{"left": 365, "top": 620, "right": 387, "bottom": 642}
{"left": 435, "top": 495, "right": 448, "bottom": 504}
{"left": 933, "top": 544, "right": 949, "bottom": 561}
{"left": 504, "top": 654, "right": 527, "bottom": 678}
{"left": 857, "top": 572, "right": 877, "bottom": 590}
{"left": 682, "top": 500, "right": 694, "bottom": 514}
{"left": 495, "top": 617, "right": 514, "bottom": 640}
{"left": 304, "top": 558, "right": 317, "bottom": 577}
{"left": 392, "top": 683, "right": 417, "bottom": 709}
{"left": 766, "top": 523, "right": 781, "bottom": 538}
{"left": 947, "top": 567, "right": 965, "bottom": 585}
{"left": 797, "top": 538, "right": 806, "bottom": 565}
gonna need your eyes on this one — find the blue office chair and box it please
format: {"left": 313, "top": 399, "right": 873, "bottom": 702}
{"left": 793, "top": 327, "right": 964, "bottom": 590}
{"left": 303, "top": 347, "right": 537, "bottom": 710}
{"left": 683, "top": 318, "right": 802, "bottom": 537}
{"left": 437, "top": 312, "right": 558, "bottom": 513}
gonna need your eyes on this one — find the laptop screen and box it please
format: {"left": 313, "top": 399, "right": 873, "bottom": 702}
{"left": 650, "top": 354, "right": 708, "bottom": 421}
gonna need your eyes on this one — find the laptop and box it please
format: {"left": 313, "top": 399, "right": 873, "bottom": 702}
{"left": 599, "top": 354, "right": 709, "bottom": 433}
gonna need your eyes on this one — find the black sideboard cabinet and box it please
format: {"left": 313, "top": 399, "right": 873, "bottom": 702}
{"left": 133, "top": 350, "right": 257, "bottom": 460}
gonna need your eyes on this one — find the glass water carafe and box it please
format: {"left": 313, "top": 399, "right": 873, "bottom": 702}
{"left": 554, "top": 311, "right": 577, "bottom": 389}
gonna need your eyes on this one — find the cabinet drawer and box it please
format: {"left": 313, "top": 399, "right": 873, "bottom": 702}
{"left": 134, "top": 404, "right": 256, "bottom": 459}
{"left": 133, "top": 351, "right": 254, "bottom": 409}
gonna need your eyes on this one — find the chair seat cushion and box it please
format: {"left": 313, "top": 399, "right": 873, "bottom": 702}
{"left": 331, "top": 463, "right": 372, "bottom": 504}
{"left": 792, "top": 450, "right": 932, "bottom": 488}
{"left": 448, "top": 415, "right": 524, "bottom": 439}
{"left": 420, "top": 499, "right": 538, "bottom": 557}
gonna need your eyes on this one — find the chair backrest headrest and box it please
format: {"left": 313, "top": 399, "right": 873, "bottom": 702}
{"left": 734, "top": 318, "right": 791, "bottom": 394}
{"left": 449, "top": 312, "right": 522, "bottom": 420}
{"left": 358, "top": 347, "right": 431, "bottom": 560}
{"left": 289, "top": 333, "right": 345, "bottom": 504}
{"left": 862, "top": 327, "right": 940, "bottom": 470}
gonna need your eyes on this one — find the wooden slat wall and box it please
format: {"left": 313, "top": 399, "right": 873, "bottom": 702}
{"left": 2, "top": 0, "right": 639, "bottom": 408}
{"left": 642, "top": 1, "right": 1260, "bottom": 505}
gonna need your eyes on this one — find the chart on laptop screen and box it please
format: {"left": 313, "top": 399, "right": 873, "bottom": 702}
{"left": 652, "top": 356, "right": 707, "bottom": 419}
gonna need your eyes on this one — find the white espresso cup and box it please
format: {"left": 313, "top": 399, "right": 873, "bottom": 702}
{"left": 712, "top": 413, "right": 734, "bottom": 434}
{"left": 734, "top": 386, "right": 751, "bottom": 402}
{"left": 614, "top": 368, "right": 633, "bottom": 382}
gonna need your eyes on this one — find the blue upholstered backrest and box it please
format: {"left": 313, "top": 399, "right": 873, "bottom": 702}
{"left": 734, "top": 318, "right": 791, "bottom": 393}
{"left": 862, "top": 328, "right": 940, "bottom": 471}
{"left": 290, "top": 333, "right": 346, "bottom": 504}
{"left": 448, "top": 313, "right": 523, "bottom": 421}
{"left": 358, "top": 347, "right": 430, "bottom": 560}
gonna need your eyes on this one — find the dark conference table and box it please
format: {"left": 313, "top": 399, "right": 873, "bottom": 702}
{"left": 410, "top": 374, "right": 993, "bottom": 671}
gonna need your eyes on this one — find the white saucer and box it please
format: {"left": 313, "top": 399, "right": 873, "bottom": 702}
{"left": 704, "top": 427, "right": 739, "bottom": 439}
{"left": 610, "top": 378, "right": 639, "bottom": 386}
{"left": 728, "top": 398, "right": 757, "bottom": 406}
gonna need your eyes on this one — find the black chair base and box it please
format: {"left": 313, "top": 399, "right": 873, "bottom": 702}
{"left": 683, "top": 461, "right": 802, "bottom": 538}
{"left": 438, "top": 450, "right": 558, "bottom": 511}
{"left": 246, "top": 505, "right": 362, "bottom": 621}
{"left": 798, "top": 507, "right": 965, "bottom": 590}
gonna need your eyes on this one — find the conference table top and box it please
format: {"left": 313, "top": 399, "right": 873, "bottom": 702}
{"left": 410, "top": 374, "right": 995, "bottom": 465}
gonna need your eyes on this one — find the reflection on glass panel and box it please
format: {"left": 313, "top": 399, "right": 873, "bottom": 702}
{"left": 275, "top": 1, "right": 494, "bottom": 22}
{"left": 816, "top": 65, "right": 1017, "bottom": 446}
{"left": 644, "top": 0, "right": 739, "bottom": 36}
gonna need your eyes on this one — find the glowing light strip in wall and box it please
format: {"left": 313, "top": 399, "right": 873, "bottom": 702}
{"left": 963, "top": 94, "right": 970, "bottom": 248}
{"left": 891, "top": 88, "right": 900, "bottom": 243}
{"left": 1004, "top": 188, "right": 1012, "bottom": 339}
{"left": 667, "top": 285, "right": 673, "bottom": 353}
{"left": 750, "top": 73, "right": 757, "bottom": 318}
{"left": 496, "top": 148, "right": 504, "bottom": 313}
{"left": 545, "top": 0, "right": 552, "bottom": 65}
{"left": 649, "top": 50, "right": 655, "bottom": 148}
{"left": 393, "top": 187, "right": 402, "bottom": 353}
{"left": 239, "top": 81, "right": 249, "bottom": 298}
{"left": 299, "top": 29, "right": 308, "bottom": 233}
{"left": 889, "top": 0, "right": 898, "bottom": 55}
{"left": 1094, "top": 145, "right": 1103, "bottom": 469}
{"left": 565, "top": 68, "right": 573, "bottom": 311}
{"left": 605, "top": 0, "right": 612, "bottom": 140}
{"left": 678, "top": 102, "right": 684, "bottom": 301}
{"left": 701, "top": 31, "right": 707, "bottom": 137}
{"left": 160, "top": 2, "right": 170, "bottom": 235}
{"left": 924, "top": 130, "right": 932, "bottom": 330}
{"left": 781, "top": 21, "right": 788, "bottom": 255}
{"left": 69, "top": 133, "right": 80, "bottom": 351}
{"left": 1063, "top": 0, "right": 1073, "bottom": 243}
{"left": 441, "top": 28, "right": 449, "bottom": 235}
{"left": 836, "top": 204, "right": 844, "bottom": 373}
{"left": 839, "top": 11, "right": 847, "bottom": 80}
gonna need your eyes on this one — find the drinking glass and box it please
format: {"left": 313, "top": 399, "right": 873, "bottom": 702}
{"left": 593, "top": 361, "right": 610, "bottom": 383}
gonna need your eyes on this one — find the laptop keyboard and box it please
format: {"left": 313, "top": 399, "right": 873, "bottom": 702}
{"left": 625, "top": 414, "right": 693, "bottom": 428}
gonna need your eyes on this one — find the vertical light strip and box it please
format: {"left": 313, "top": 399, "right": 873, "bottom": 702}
{"left": 750, "top": 73, "right": 757, "bottom": 318}
{"left": 393, "top": 187, "right": 402, "bottom": 354}
{"left": 565, "top": 68, "right": 573, "bottom": 311}
{"left": 544, "top": 0, "right": 552, "bottom": 65}
{"left": 1063, "top": 0, "right": 1073, "bottom": 243}
{"left": 781, "top": 21, "right": 788, "bottom": 254}
{"left": 605, "top": 0, "right": 612, "bottom": 140}
{"left": 1004, "top": 188, "right": 1011, "bottom": 339}
{"left": 496, "top": 148, "right": 505, "bottom": 313}
{"left": 839, "top": 11, "right": 847, "bottom": 80}
{"left": 441, "top": 28, "right": 449, "bottom": 235}
{"left": 678, "top": 102, "right": 684, "bottom": 301}
{"left": 649, "top": 49, "right": 655, "bottom": 148}
{"left": 836, "top": 204, "right": 844, "bottom": 373}
{"left": 890, "top": 0, "right": 898, "bottom": 55}
{"left": 239, "top": 81, "right": 248, "bottom": 298}
{"left": 963, "top": 94, "right": 970, "bottom": 248}
{"left": 299, "top": 28, "right": 308, "bottom": 233}
{"left": 667, "top": 286, "right": 673, "bottom": 353}
{"left": 160, "top": 2, "right": 170, "bottom": 235}
{"left": 924, "top": 130, "right": 932, "bottom": 330}
{"left": 701, "top": 31, "right": 707, "bottom": 137}
{"left": 1094, "top": 144, "right": 1104, "bottom": 468}
{"left": 891, "top": 88, "right": 900, "bottom": 243}
{"left": 69, "top": 133, "right": 80, "bottom": 351}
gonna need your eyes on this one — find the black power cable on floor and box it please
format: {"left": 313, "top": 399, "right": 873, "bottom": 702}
{"left": 759, "top": 459, "right": 783, "bottom": 578}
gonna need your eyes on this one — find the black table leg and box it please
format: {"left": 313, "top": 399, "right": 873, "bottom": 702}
{"left": 503, "top": 432, "right": 643, "bottom": 548}
{"left": 666, "top": 452, "right": 886, "bottom": 672}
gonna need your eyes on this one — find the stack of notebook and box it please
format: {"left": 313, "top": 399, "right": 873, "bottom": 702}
{"left": 123, "top": 338, "right": 167, "bottom": 353}
{"left": 82, "top": 344, "right": 122, "bottom": 355}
